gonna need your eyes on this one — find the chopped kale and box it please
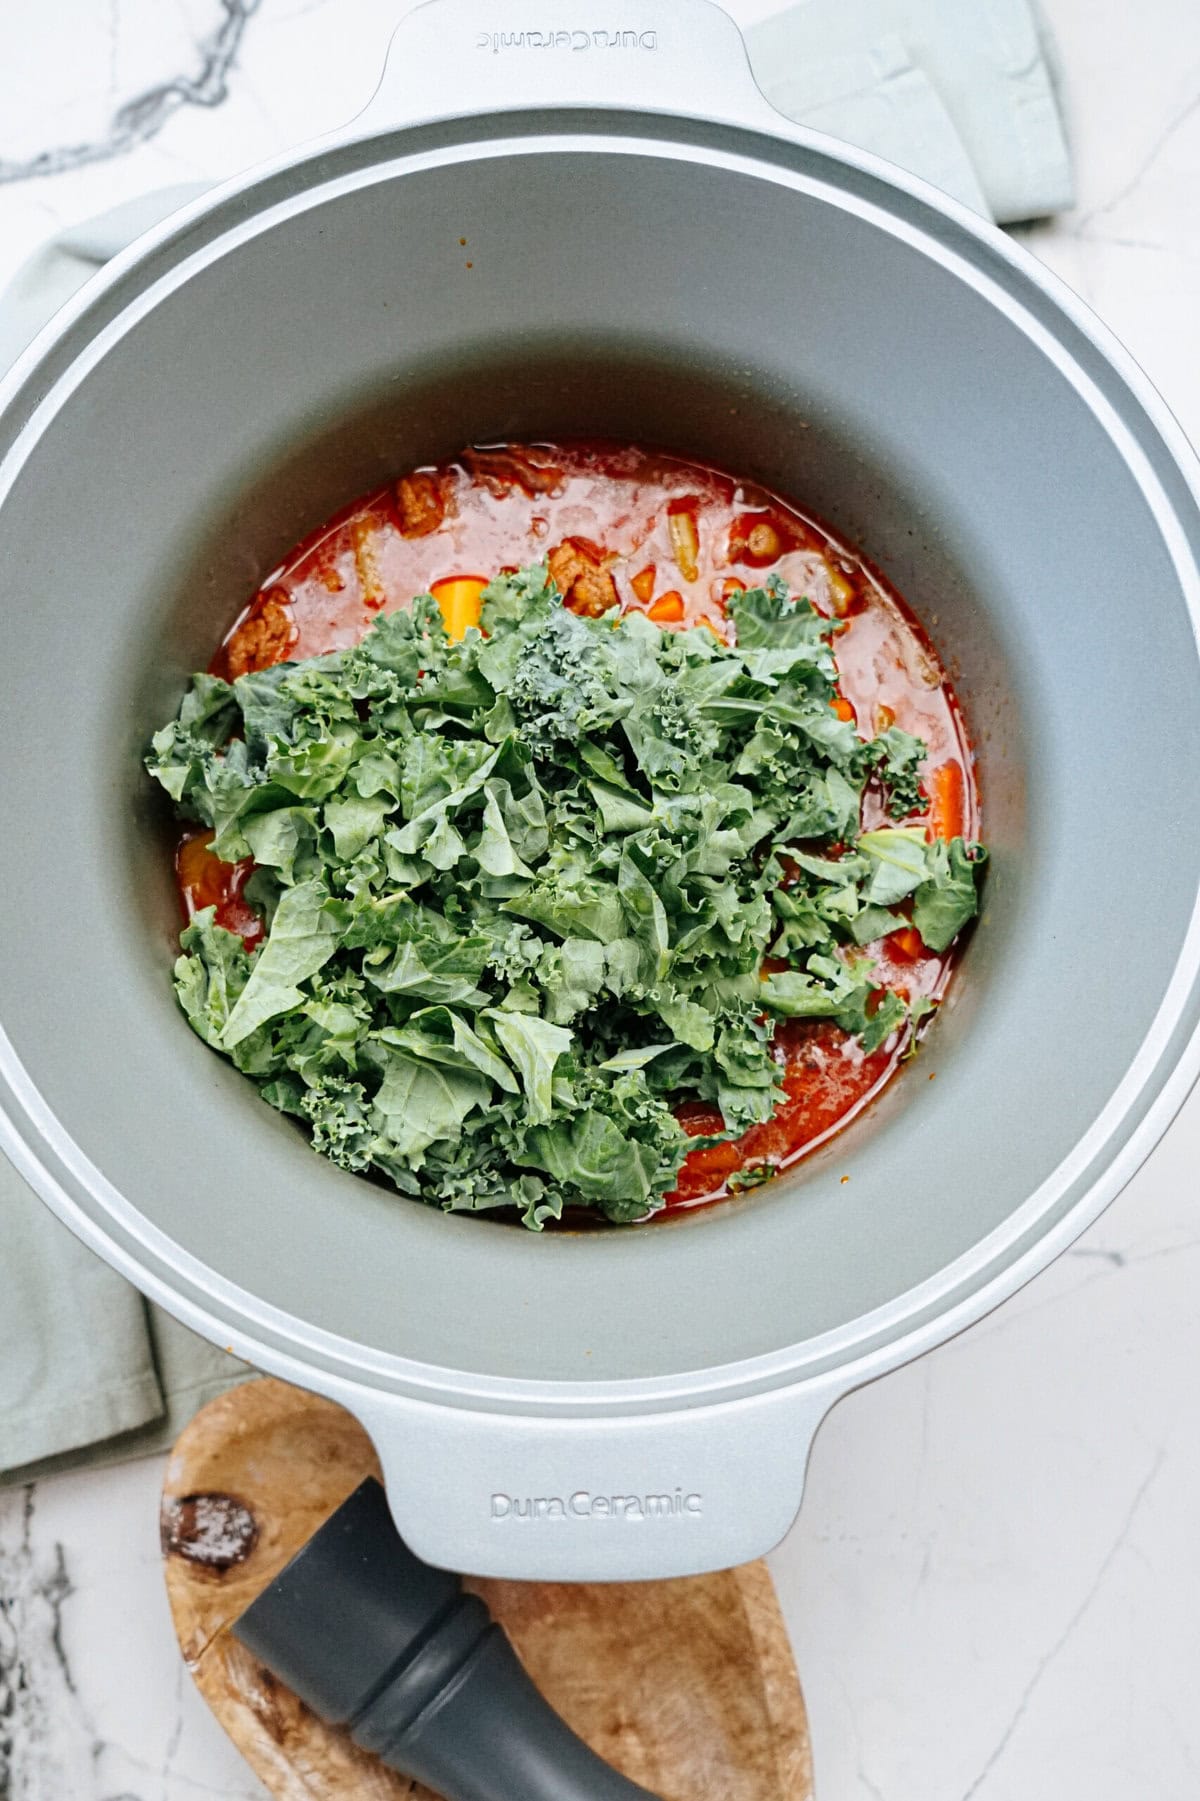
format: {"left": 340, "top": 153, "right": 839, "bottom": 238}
{"left": 147, "top": 566, "right": 985, "bottom": 1224}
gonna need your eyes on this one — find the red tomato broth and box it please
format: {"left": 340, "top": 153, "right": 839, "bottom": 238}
{"left": 183, "top": 441, "right": 980, "bottom": 1215}
{"left": 176, "top": 830, "right": 265, "bottom": 952}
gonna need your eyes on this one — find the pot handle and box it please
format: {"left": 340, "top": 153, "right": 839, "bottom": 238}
{"left": 349, "top": 0, "right": 783, "bottom": 138}
{"left": 353, "top": 1382, "right": 837, "bottom": 1579}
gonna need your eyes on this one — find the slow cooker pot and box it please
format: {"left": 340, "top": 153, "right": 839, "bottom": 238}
{"left": 3, "top": 0, "right": 1200, "bottom": 1580}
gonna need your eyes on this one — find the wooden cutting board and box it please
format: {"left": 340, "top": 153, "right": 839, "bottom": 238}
{"left": 161, "top": 1377, "right": 813, "bottom": 1800}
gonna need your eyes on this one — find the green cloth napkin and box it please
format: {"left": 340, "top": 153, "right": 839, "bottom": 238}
{"left": 0, "top": 2, "right": 1072, "bottom": 1483}
{"left": 745, "top": 0, "right": 1073, "bottom": 221}
{"left": 0, "top": 1158, "right": 249, "bottom": 1486}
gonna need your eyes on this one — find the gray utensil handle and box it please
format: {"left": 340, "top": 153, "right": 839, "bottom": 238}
{"left": 235, "top": 1478, "right": 660, "bottom": 1800}
{"left": 349, "top": 0, "right": 784, "bottom": 137}
{"left": 362, "top": 1622, "right": 660, "bottom": 1799}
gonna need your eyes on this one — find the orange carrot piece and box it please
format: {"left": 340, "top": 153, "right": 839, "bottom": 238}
{"left": 431, "top": 575, "right": 487, "bottom": 641}
{"left": 926, "top": 757, "right": 966, "bottom": 841}
{"left": 888, "top": 926, "right": 924, "bottom": 961}
{"left": 631, "top": 564, "right": 656, "bottom": 605}
{"left": 176, "top": 830, "right": 228, "bottom": 913}
{"left": 831, "top": 695, "right": 855, "bottom": 723}
{"left": 647, "top": 590, "right": 685, "bottom": 623}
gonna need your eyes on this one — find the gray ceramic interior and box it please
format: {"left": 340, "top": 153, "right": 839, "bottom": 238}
{"left": 3, "top": 111, "right": 1200, "bottom": 1397}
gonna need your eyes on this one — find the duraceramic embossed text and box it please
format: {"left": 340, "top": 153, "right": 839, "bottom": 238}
{"left": 491, "top": 1489, "right": 702, "bottom": 1521}
{"left": 475, "top": 28, "right": 659, "bottom": 53}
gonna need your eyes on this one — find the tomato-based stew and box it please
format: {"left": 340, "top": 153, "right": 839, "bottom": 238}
{"left": 168, "top": 441, "right": 981, "bottom": 1221}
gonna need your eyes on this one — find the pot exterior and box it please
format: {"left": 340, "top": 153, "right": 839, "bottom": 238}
{"left": 2, "top": 20, "right": 1200, "bottom": 1572}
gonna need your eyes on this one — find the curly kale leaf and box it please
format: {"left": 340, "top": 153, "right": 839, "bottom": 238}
{"left": 148, "top": 564, "right": 985, "bottom": 1225}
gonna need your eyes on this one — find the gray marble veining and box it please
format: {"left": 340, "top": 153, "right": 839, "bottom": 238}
{"left": 0, "top": 1487, "right": 103, "bottom": 1801}
{"left": 1, "top": 1470, "right": 269, "bottom": 1801}
{"left": 0, "top": 0, "right": 259, "bottom": 186}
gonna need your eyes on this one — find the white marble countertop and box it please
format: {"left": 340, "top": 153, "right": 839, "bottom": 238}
{"left": 3, "top": 2, "right": 1200, "bottom": 1797}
